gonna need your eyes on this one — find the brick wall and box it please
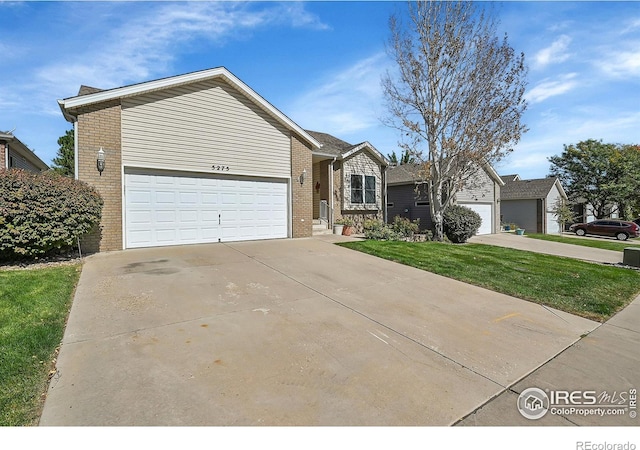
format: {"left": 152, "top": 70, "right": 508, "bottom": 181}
{"left": 0, "top": 142, "right": 5, "bottom": 169}
{"left": 75, "top": 100, "right": 123, "bottom": 253}
{"left": 290, "top": 133, "right": 312, "bottom": 238}
{"left": 312, "top": 161, "right": 320, "bottom": 219}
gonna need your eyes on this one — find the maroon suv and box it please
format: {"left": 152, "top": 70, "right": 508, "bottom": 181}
{"left": 569, "top": 219, "right": 640, "bottom": 241}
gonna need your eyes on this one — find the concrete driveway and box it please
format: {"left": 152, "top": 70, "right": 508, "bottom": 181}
{"left": 470, "top": 233, "right": 622, "bottom": 264}
{"left": 40, "top": 237, "right": 597, "bottom": 426}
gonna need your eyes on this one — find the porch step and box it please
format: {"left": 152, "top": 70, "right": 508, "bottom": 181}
{"left": 313, "top": 220, "right": 332, "bottom": 235}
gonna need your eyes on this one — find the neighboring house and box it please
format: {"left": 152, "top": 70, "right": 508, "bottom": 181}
{"left": 307, "top": 131, "right": 388, "bottom": 233}
{"left": 0, "top": 131, "right": 49, "bottom": 172}
{"left": 500, "top": 174, "right": 568, "bottom": 233}
{"left": 58, "top": 67, "right": 324, "bottom": 252}
{"left": 386, "top": 162, "right": 503, "bottom": 235}
{"left": 571, "top": 198, "right": 619, "bottom": 226}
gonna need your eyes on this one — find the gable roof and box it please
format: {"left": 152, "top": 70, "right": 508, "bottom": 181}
{"left": 388, "top": 161, "right": 504, "bottom": 187}
{"left": 0, "top": 132, "right": 49, "bottom": 171}
{"left": 500, "top": 175, "right": 567, "bottom": 200}
{"left": 500, "top": 174, "right": 520, "bottom": 183}
{"left": 78, "top": 85, "right": 104, "bottom": 96}
{"left": 306, "top": 130, "right": 388, "bottom": 166}
{"left": 58, "top": 67, "right": 321, "bottom": 150}
{"left": 387, "top": 164, "right": 427, "bottom": 185}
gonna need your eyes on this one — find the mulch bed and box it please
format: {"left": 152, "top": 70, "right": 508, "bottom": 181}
{"left": 0, "top": 251, "right": 83, "bottom": 271}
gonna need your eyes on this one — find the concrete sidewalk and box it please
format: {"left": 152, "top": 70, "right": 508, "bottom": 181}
{"left": 39, "top": 237, "right": 597, "bottom": 426}
{"left": 460, "top": 232, "right": 639, "bottom": 425}
{"left": 470, "top": 233, "right": 623, "bottom": 264}
{"left": 457, "top": 293, "right": 640, "bottom": 426}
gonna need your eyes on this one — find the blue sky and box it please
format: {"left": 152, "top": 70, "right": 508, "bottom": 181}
{"left": 1, "top": 1, "right": 638, "bottom": 179}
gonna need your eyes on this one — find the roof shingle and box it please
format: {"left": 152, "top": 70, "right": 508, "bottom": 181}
{"left": 500, "top": 176, "right": 561, "bottom": 200}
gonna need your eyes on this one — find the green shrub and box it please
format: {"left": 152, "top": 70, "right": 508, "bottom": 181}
{"left": 443, "top": 205, "right": 481, "bottom": 243}
{"left": 391, "top": 216, "right": 420, "bottom": 238}
{"left": 0, "top": 170, "right": 103, "bottom": 259}
{"left": 335, "top": 216, "right": 355, "bottom": 227}
{"left": 363, "top": 219, "right": 401, "bottom": 241}
{"left": 363, "top": 217, "right": 422, "bottom": 241}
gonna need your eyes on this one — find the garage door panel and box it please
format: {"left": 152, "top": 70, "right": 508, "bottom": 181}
{"left": 156, "top": 229, "right": 178, "bottom": 243}
{"left": 459, "top": 203, "right": 493, "bottom": 235}
{"left": 201, "top": 193, "right": 218, "bottom": 205}
{"left": 128, "top": 190, "right": 152, "bottom": 204}
{"left": 125, "top": 171, "right": 288, "bottom": 248}
{"left": 155, "top": 191, "right": 175, "bottom": 204}
{"left": 155, "top": 210, "right": 176, "bottom": 223}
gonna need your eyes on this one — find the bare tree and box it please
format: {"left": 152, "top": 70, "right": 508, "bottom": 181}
{"left": 382, "top": 1, "right": 527, "bottom": 240}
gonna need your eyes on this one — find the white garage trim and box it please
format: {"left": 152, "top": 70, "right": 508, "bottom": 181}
{"left": 124, "top": 168, "right": 288, "bottom": 249}
{"left": 459, "top": 203, "right": 493, "bottom": 235}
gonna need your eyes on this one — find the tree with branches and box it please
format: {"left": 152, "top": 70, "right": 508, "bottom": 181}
{"left": 549, "top": 140, "right": 640, "bottom": 220}
{"left": 387, "top": 149, "right": 415, "bottom": 166}
{"left": 382, "top": 1, "right": 528, "bottom": 240}
{"left": 52, "top": 129, "right": 74, "bottom": 177}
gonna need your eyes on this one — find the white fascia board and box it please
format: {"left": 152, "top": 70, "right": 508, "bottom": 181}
{"left": 312, "top": 151, "right": 339, "bottom": 159}
{"left": 58, "top": 67, "right": 321, "bottom": 149}
{"left": 555, "top": 178, "right": 568, "bottom": 200}
{"left": 481, "top": 161, "right": 505, "bottom": 186}
{"left": 342, "top": 142, "right": 389, "bottom": 166}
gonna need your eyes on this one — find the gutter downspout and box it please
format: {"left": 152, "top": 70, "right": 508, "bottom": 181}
{"left": 383, "top": 165, "right": 388, "bottom": 223}
{"left": 3, "top": 142, "right": 8, "bottom": 170}
{"left": 58, "top": 99, "right": 79, "bottom": 179}
{"left": 329, "top": 156, "right": 337, "bottom": 226}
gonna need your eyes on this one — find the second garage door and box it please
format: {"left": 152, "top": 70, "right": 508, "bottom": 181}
{"left": 459, "top": 203, "right": 493, "bottom": 235}
{"left": 125, "top": 171, "right": 288, "bottom": 248}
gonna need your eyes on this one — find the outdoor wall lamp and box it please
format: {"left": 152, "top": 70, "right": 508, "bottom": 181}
{"left": 299, "top": 168, "right": 307, "bottom": 185}
{"left": 97, "top": 147, "right": 105, "bottom": 175}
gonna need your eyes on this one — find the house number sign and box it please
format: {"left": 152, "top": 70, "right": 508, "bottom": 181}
{"left": 212, "top": 164, "right": 230, "bottom": 172}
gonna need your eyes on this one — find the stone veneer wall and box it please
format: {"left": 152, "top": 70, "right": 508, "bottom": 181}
{"left": 342, "top": 211, "right": 384, "bottom": 234}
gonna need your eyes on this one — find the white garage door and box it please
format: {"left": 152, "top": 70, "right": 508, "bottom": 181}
{"left": 459, "top": 203, "right": 493, "bottom": 235}
{"left": 546, "top": 211, "right": 560, "bottom": 234}
{"left": 125, "top": 171, "right": 288, "bottom": 248}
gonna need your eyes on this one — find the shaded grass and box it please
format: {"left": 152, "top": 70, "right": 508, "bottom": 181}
{"left": 339, "top": 240, "right": 640, "bottom": 322}
{"left": 526, "top": 233, "right": 640, "bottom": 252}
{"left": 0, "top": 264, "right": 81, "bottom": 426}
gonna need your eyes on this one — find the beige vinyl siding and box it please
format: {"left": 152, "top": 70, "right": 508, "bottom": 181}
{"left": 342, "top": 151, "right": 383, "bottom": 211}
{"left": 456, "top": 167, "right": 494, "bottom": 202}
{"left": 8, "top": 148, "right": 38, "bottom": 172}
{"left": 121, "top": 79, "right": 291, "bottom": 178}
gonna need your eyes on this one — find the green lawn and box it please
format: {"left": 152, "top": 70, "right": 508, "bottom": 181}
{"left": 339, "top": 240, "right": 640, "bottom": 322}
{"left": 525, "top": 233, "right": 640, "bottom": 252}
{"left": 0, "top": 264, "right": 81, "bottom": 426}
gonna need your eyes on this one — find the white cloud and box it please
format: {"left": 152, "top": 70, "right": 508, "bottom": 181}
{"left": 600, "top": 49, "right": 640, "bottom": 78}
{"left": 287, "top": 53, "right": 390, "bottom": 136}
{"left": 35, "top": 2, "right": 328, "bottom": 97}
{"left": 279, "top": 2, "right": 330, "bottom": 30}
{"left": 621, "top": 17, "right": 640, "bottom": 34}
{"left": 525, "top": 73, "right": 578, "bottom": 104}
{"left": 572, "top": 110, "right": 640, "bottom": 141}
{"left": 533, "top": 35, "right": 572, "bottom": 68}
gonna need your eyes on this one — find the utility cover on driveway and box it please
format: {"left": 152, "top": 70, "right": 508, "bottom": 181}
{"left": 40, "top": 238, "right": 597, "bottom": 425}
